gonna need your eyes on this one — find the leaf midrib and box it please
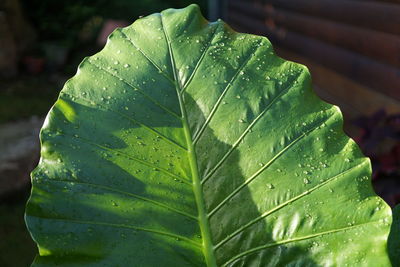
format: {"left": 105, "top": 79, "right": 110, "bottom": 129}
{"left": 160, "top": 13, "right": 218, "bottom": 267}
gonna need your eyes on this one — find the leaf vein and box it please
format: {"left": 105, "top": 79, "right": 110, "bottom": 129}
{"left": 86, "top": 59, "right": 180, "bottom": 118}
{"left": 118, "top": 30, "right": 175, "bottom": 85}
{"left": 221, "top": 220, "right": 378, "bottom": 266}
{"left": 207, "top": 118, "right": 331, "bottom": 218}
{"left": 30, "top": 216, "right": 201, "bottom": 247}
{"left": 46, "top": 179, "right": 197, "bottom": 220}
{"left": 181, "top": 22, "right": 221, "bottom": 92}
{"left": 193, "top": 44, "right": 261, "bottom": 145}
{"left": 214, "top": 161, "right": 368, "bottom": 249}
{"left": 61, "top": 133, "right": 191, "bottom": 184}
{"left": 61, "top": 92, "right": 187, "bottom": 151}
{"left": 200, "top": 76, "right": 299, "bottom": 184}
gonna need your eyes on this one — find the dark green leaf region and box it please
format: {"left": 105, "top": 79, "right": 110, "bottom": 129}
{"left": 26, "top": 4, "right": 395, "bottom": 266}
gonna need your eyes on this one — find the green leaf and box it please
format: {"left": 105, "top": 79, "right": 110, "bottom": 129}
{"left": 26, "top": 4, "right": 394, "bottom": 266}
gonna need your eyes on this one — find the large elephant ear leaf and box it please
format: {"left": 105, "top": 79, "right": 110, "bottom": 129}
{"left": 25, "top": 4, "right": 393, "bottom": 266}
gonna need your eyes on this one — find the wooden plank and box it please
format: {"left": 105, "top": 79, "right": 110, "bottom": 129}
{"left": 229, "top": 0, "right": 400, "bottom": 67}
{"left": 351, "top": 0, "right": 400, "bottom": 4}
{"left": 229, "top": 0, "right": 400, "bottom": 35}
{"left": 276, "top": 48, "right": 400, "bottom": 118}
{"left": 227, "top": 11, "right": 400, "bottom": 101}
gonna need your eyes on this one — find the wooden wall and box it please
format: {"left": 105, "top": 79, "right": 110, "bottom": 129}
{"left": 222, "top": 0, "right": 400, "bottom": 121}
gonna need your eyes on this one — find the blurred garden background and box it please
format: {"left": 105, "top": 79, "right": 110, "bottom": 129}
{"left": 0, "top": 0, "right": 399, "bottom": 266}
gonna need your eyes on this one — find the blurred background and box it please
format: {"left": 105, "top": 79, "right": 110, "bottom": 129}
{"left": 0, "top": 0, "right": 399, "bottom": 266}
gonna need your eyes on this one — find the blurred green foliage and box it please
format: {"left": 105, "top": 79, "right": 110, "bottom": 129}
{"left": 0, "top": 75, "right": 59, "bottom": 123}
{"left": 21, "top": 0, "right": 207, "bottom": 47}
